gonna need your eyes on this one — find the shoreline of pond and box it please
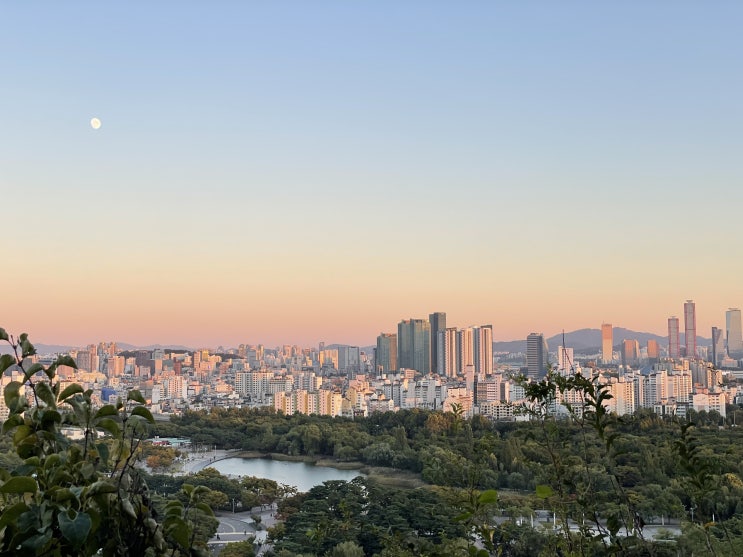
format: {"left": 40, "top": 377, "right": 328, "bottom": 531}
{"left": 200, "top": 450, "right": 425, "bottom": 489}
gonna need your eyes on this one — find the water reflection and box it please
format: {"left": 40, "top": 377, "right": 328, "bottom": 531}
{"left": 209, "top": 458, "right": 364, "bottom": 493}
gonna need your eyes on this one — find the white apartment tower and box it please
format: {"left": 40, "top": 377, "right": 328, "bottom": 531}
{"left": 601, "top": 323, "right": 613, "bottom": 364}
{"left": 727, "top": 308, "right": 743, "bottom": 356}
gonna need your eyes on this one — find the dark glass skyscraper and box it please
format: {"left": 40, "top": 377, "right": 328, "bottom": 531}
{"left": 398, "top": 319, "right": 431, "bottom": 374}
{"left": 727, "top": 308, "right": 743, "bottom": 357}
{"left": 668, "top": 317, "right": 680, "bottom": 359}
{"left": 712, "top": 327, "right": 724, "bottom": 366}
{"left": 526, "top": 333, "right": 548, "bottom": 379}
{"left": 429, "top": 312, "right": 446, "bottom": 374}
{"left": 684, "top": 300, "right": 697, "bottom": 359}
{"left": 375, "top": 333, "right": 397, "bottom": 375}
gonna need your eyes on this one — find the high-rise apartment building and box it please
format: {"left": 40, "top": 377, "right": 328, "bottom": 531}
{"left": 526, "top": 333, "right": 549, "bottom": 379}
{"left": 338, "top": 345, "right": 360, "bottom": 376}
{"left": 397, "top": 319, "right": 431, "bottom": 374}
{"left": 557, "top": 345, "right": 574, "bottom": 374}
{"left": 375, "top": 333, "right": 397, "bottom": 375}
{"left": 429, "top": 312, "right": 446, "bottom": 377}
{"left": 601, "top": 323, "right": 613, "bottom": 364}
{"left": 622, "top": 339, "right": 640, "bottom": 366}
{"left": 457, "top": 327, "right": 475, "bottom": 374}
{"left": 647, "top": 339, "right": 659, "bottom": 361}
{"left": 711, "top": 327, "right": 725, "bottom": 366}
{"left": 684, "top": 300, "right": 697, "bottom": 358}
{"left": 437, "top": 327, "right": 459, "bottom": 377}
{"left": 473, "top": 325, "right": 493, "bottom": 374}
{"left": 726, "top": 308, "right": 743, "bottom": 357}
{"left": 668, "top": 317, "right": 680, "bottom": 359}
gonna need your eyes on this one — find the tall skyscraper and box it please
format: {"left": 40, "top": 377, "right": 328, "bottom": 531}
{"left": 473, "top": 325, "right": 493, "bottom": 374}
{"left": 526, "top": 333, "right": 549, "bottom": 379}
{"left": 726, "top": 308, "right": 743, "bottom": 357}
{"left": 338, "top": 345, "right": 360, "bottom": 377}
{"left": 647, "top": 339, "right": 659, "bottom": 361}
{"left": 397, "top": 319, "right": 431, "bottom": 374}
{"left": 622, "top": 339, "right": 640, "bottom": 366}
{"left": 438, "top": 327, "right": 459, "bottom": 377}
{"left": 457, "top": 327, "right": 475, "bottom": 373}
{"left": 557, "top": 345, "right": 574, "bottom": 374}
{"left": 429, "top": 312, "right": 446, "bottom": 377}
{"left": 601, "top": 323, "right": 613, "bottom": 364}
{"left": 711, "top": 327, "right": 725, "bottom": 366}
{"left": 684, "top": 300, "right": 697, "bottom": 358}
{"left": 375, "top": 333, "right": 397, "bottom": 375}
{"left": 668, "top": 317, "right": 680, "bottom": 359}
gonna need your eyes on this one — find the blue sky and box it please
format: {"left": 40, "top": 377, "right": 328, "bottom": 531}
{"left": 1, "top": 2, "right": 742, "bottom": 346}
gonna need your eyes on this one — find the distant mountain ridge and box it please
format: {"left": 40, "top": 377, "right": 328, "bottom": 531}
{"left": 494, "top": 327, "right": 711, "bottom": 354}
{"left": 0, "top": 343, "right": 78, "bottom": 356}
{"left": 0, "top": 330, "right": 713, "bottom": 357}
{"left": 0, "top": 342, "right": 193, "bottom": 356}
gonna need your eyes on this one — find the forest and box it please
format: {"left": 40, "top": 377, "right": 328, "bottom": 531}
{"left": 151, "top": 373, "right": 743, "bottom": 556}
{"left": 2, "top": 328, "right": 743, "bottom": 556}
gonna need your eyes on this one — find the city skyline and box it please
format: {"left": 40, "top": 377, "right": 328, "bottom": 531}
{"left": 3, "top": 3, "right": 743, "bottom": 347}
{"left": 0, "top": 307, "right": 734, "bottom": 350}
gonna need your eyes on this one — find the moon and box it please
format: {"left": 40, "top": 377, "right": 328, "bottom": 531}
{"left": 90, "top": 117, "right": 102, "bottom": 130}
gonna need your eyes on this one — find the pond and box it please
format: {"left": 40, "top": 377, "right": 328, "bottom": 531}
{"left": 209, "top": 457, "right": 364, "bottom": 493}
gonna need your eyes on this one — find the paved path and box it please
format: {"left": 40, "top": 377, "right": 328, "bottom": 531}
{"left": 175, "top": 449, "right": 232, "bottom": 475}
{"left": 208, "top": 505, "right": 278, "bottom": 553}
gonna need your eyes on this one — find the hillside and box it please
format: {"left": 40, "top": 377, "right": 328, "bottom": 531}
{"left": 494, "top": 328, "right": 711, "bottom": 354}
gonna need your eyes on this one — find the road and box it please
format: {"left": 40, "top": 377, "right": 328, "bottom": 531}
{"left": 174, "top": 448, "right": 232, "bottom": 476}
{"left": 208, "top": 505, "right": 278, "bottom": 555}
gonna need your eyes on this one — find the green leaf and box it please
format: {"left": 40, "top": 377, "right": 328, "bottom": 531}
{"left": 13, "top": 424, "right": 34, "bottom": 444}
{"left": 194, "top": 502, "right": 214, "bottom": 516}
{"left": 477, "top": 489, "right": 499, "bottom": 505}
{"left": 21, "top": 530, "right": 52, "bottom": 552}
{"left": 164, "top": 516, "right": 191, "bottom": 547}
{"left": 0, "top": 476, "right": 38, "bottom": 494}
{"left": 40, "top": 409, "right": 62, "bottom": 430}
{"left": 1, "top": 413, "right": 23, "bottom": 434}
{"left": 53, "top": 487, "right": 77, "bottom": 503}
{"left": 94, "top": 405, "right": 118, "bottom": 419}
{"left": 0, "top": 327, "right": 9, "bottom": 341}
{"left": 58, "top": 510, "right": 92, "bottom": 547}
{"left": 36, "top": 381, "right": 56, "bottom": 408}
{"left": 96, "top": 442, "right": 110, "bottom": 464}
{"left": 0, "top": 354, "right": 16, "bottom": 374}
{"left": 59, "top": 383, "right": 84, "bottom": 402}
{"left": 55, "top": 354, "right": 78, "bottom": 369}
{"left": 45, "top": 363, "right": 57, "bottom": 380}
{"left": 19, "top": 334, "right": 36, "bottom": 357}
{"left": 130, "top": 405, "right": 154, "bottom": 424}
{"left": 166, "top": 504, "right": 184, "bottom": 518}
{"left": 0, "top": 501, "right": 28, "bottom": 530}
{"left": 79, "top": 462, "right": 95, "bottom": 480}
{"left": 127, "top": 389, "right": 146, "bottom": 404}
{"left": 96, "top": 418, "right": 121, "bottom": 438}
{"left": 23, "top": 362, "right": 44, "bottom": 380}
{"left": 536, "top": 485, "right": 554, "bottom": 499}
{"left": 88, "top": 480, "right": 118, "bottom": 496}
{"left": 44, "top": 453, "right": 61, "bottom": 470}
{"left": 4, "top": 380, "right": 23, "bottom": 411}
{"left": 121, "top": 498, "right": 137, "bottom": 519}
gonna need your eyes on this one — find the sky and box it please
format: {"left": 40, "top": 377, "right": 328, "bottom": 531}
{"left": 1, "top": 2, "right": 742, "bottom": 348}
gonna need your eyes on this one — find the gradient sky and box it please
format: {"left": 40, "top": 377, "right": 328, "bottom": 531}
{"left": 1, "top": 2, "right": 742, "bottom": 348}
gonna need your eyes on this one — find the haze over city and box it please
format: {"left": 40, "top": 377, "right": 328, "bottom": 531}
{"left": 2, "top": 3, "right": 742, "bottom": 347}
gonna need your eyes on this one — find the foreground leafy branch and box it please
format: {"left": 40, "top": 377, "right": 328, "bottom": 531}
{"left": 0, "top": 328, "right": 214, "bottom": 556}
